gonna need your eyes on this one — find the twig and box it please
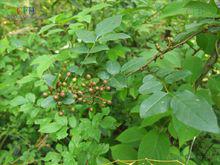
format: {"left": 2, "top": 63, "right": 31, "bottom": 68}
{"left": 194, "top": 40, "right": 219, "bottom": 89}
{"left": 129, "top": 30, "right": 203, "bottom": 76}
{"left": 186, "top": 136, "right": 196, "bottom": 165}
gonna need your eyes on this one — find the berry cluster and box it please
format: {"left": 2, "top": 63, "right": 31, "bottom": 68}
{"left": 42, "top": 72, "right": 112, "bottom": 115}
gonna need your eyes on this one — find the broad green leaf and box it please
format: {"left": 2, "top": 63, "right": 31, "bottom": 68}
{"left": 46, "top": 29, "right": 63, "bottom": 36}
{"left": 184, "top": 1, "right": 218, "bottom": 18}
{"left": 0, "top": 37, "right": 9, "bottom": 54}
{"left": 100, "top": 116, "right": 116, "bottom": 129}
{"left": 25, "top": 93, "right": 35, "bottom": 103}
{"left": 69, "top": 116, "right": 77, "bottom": 128}
{"left": 182, "top": 56, "right": 203, "bottom": 83}
{"left": 171, "top": 90, "right": 219, "bottom": 133}
{"left": 165, "top": 70, "right": 192, "bottom": 84}
{"left": 10, "top": 96, "right": 27, "bottom": 107}
{"left": 41, "top": 96, "right": 56, "bottom": 108}
{"left": 109, "top": 74, "right": 127, "bottom": 90}
{"left": 42, "top": 74, "right": 56, "bottom": 87}
{"left": 106, "top": 60, "right": 121, "bottom": 75}
{"left": 44, "top": 152, "right": 61, "bottom": 163}
{"left": 95, "top": 15, "right": 122, "bottom": 37}
{"left": 160, "top": 1, "right": 189, "bottom": 18}
{"left": 138, "top": 130, "right": 170, "bottom": 160}
{"left": 121, "top": 57, "right": 147, "bottom": 74}
{"left": 89, "top": 44, "right": 109, "bottom": 53}
{"left": 107, "top": 45, "right": 129, "bottom": 60}
{"left": 196, "top": 33, "right": 218, "bottom": 54}
{"left": 31, "top": 55, "right": 55, "bottom": 77}
{"left": 39, "top": 122, "right": 62, "bottom": 133}
{"left": 111, "top": 144, "right": 137, "bottom": 160}
{"left": 172, "top": 117, "right": 200, "bottom": 147}
{"left": 55, "top": 113, "right": 68, "bottom": 126}
{"left": 141, "top": 113, "right": 169, "bottom": 127}
{"left": 62, "top": 92, "right": 75, "bottom": 105}
{"left": 38, "top": 24, "right": 56, "bottom": 35}
{"left": 55, "top": 126, "right": 68, "bottom": 140}
{"left": 139, "top": 75, "right": 163, "bottom": 95}
{"left": 140, "top": 92, "right": 170, "bottom": 118}
{"left": 116, "top": 126, "right": 147, "bottom": 143}
{"left": 75, "top": 29, "right": 96, "bottom": 43}
{"left": 99, "top": 33, "right": 130, "bottom": 42}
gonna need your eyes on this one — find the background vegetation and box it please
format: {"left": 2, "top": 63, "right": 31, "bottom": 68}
{"left": 0, "top": 0, "right": 220, "bottom": 164}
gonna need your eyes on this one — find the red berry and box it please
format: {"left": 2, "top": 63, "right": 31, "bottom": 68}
{"left": 60, "top": 91, "right": 65, "bottom": 97}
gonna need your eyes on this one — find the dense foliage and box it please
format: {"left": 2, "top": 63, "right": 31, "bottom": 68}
{"left": 0, "top": 0, "right": 220, "bottom": 164}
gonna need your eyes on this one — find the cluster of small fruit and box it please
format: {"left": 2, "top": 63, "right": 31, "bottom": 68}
{"left": 42, "top": 71, "right": 112, "bottom": 114}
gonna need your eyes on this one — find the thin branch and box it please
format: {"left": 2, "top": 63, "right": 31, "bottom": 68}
{"left": 195, "top": 40, "right": 219, "bottom": 89}
{"left": 129, "top": 30, "right": 203, "bottom": 76}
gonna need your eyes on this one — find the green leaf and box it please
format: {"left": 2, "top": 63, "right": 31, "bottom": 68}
{"left": 140, "top": 92, "right": 170, "bottom": 118}
{"left": 44, "top": 152, "right": 61, "bottom": 163}
{"left": 106, "top": 60, "right": 121, "bottom": 75}
{"left": 111, "top": 144, "right": 137, "bottom": 160}
{"left": 107, "top": 45, "right": 129, "bottom": 60}
{"left": 89, "top": 44, "right": 109, "bottom": 53}
{"left": 39, "top": 122, "right": 62, "bottom": 133}
{"left": 138, "top": 130, "right": 170, "bottom": 160}
{"left": 41, "top": 96, "right": 56, "bottom": 108}
{"left": 116, "top": 126, "right": 147, "bottom": 143}
{"left": 109, "top": 74, "right": 127, "bottom": 90}
{"left": 182, "top": 56, "right": 203, "bottom": 83}
{"left": 99, "top": 33, "right": 130, "bottom": 42}
{"left": 141, "top": 113, "right": 169, "bottom": 127}
{"left": 171, "top": 90, "right": 219, "bottom": 133}
{"left": 160, "top": 1, "right": 189, "bottom": 18}
{"left": 42, "top": 74, "right": 56, "bottom": 87}
{"left": 25, "top": 93, "right": 35, "bottom": 103}
{"left": 0, "top": 37, "right": 9, "bottom": 54}
{"left": 184, "top": 1, "right": 218, "bottom": 18}
{"left": 165, "top": 70, "right": 192, "bottom": 84}
{"left": 196, "top": 33, "right": 218, "bottom": 54}
{"left": 75, "top": 29, "right": 96, "bottom": 43}
{"left": 46, "top": 29, "right": 64, "bottom": 36}
{"left": 121, "top": 57, "right": 147, "bottom": 74}
{"left": 95, "top": 15, "right": 122, "bottom": 37}
{"left": 31, "top": 55, "right": 55, "bottom": 77}
{"left": 10, "top": 96, "right": 27, "bottom": 107}
{"left": 38, "top": 24, "right": 56, "bottom": 35}
{"left": 100, "top": 116, "right": 116, "bottom": 129}
{"left": 69, "top": 116, "right": 77, "bottom": 128}
{"left": 172, "top": 117, "right": 200, "bottom": 147}
{"left": 55, "top": 126, "right": 68, "bottom": 140}
{"left": 62, "top": 92, "right": 75, "bottom": 105}
{"left": 139, "top": 75, "right": 163, "bottom": 95}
